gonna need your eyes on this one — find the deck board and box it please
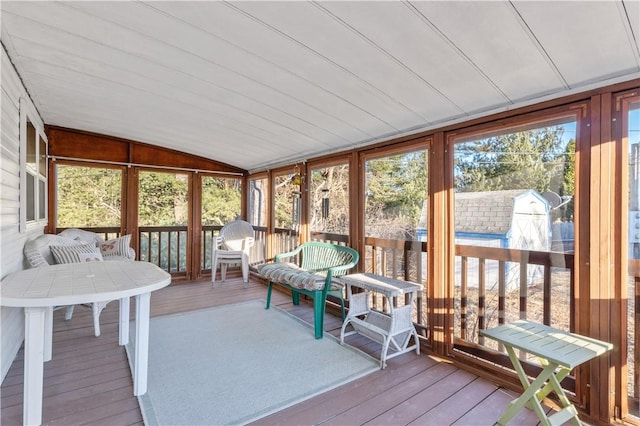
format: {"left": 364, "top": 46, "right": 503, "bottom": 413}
{"left": 319, "top": 363, "right": 460, "bottom": 426}
{"left": 256, "top": 355, "right": 438, "bottom": 426}
{"left": 362, "top": 368, "right": 478, "bottom": 425}
{"left": 1, "top": 275, "right": 569, "bottom": 425}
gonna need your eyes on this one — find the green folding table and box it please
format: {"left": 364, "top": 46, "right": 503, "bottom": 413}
{"left": 480, "top": 320, "right": 612, "bottom": 426}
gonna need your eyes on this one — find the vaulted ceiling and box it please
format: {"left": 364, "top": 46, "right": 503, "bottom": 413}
{"left": 2, "top": 1, "right": 639, "bottom": 172}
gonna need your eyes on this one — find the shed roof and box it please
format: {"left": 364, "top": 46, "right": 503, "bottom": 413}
{"left": 420, "top": 189, "right": 542, "bottom": 235}
{"left": 455, "top": 189, "right": 533, "bottom": 235}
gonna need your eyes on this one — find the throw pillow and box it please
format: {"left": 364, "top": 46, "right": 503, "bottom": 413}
{"left": 99, "top": 234, "right": 131, "bottom": 257}
{"left": 50, "top": 243, "right": 101, "bottom": 264}
{"left": 78, "top": 252, "right": 104, "bottom": 263}
{"left": 73, "top": 237, "right": 93, "bottom": 246}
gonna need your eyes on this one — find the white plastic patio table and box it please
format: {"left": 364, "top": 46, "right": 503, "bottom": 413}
{"left": 0, "top": 260, "right": 171, "bottom": 426}
{"left": 479, "top": 320, "right": 613, "bottom": 426}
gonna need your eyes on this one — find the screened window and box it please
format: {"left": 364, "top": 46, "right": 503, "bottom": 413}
{"left": 363, "top": 149, "right": 428, "bottom": 280}
{"left": 201, "top": 175, "right": 242, "bottom": 269}
{"left": 56, "top": 164, "right": 123, "bottom": 229}
{"left": 248, "top": 175, "right": 269, "bottom": 264}
{"left": 309, "top": 163, "right": 350, "bottom": 242}
{"left": 273, "top": 167, "right": 300, "bottom": 253}
{"left": 452, "top": 116, "right": 577, "bottom": 345}
{"left": 201, "top": 176, "right": 242, "bottom": 227}
{"left": 138, "top": 171, "right": 189, "bottom": 272}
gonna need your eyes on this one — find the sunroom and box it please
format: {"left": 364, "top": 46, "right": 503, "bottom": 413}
{"left": 1, "top": 1, "right": 639, "bottom": 425}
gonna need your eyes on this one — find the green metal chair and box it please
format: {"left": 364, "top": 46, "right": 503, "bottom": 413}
{"left": 259, "top": 241, "right": 359, "bottom": 339}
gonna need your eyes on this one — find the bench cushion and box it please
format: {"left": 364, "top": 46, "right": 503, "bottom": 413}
{"left": 257, "top": 263, "right": 342, "bottom": 291}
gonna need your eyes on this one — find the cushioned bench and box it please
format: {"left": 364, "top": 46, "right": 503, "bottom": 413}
{"left": 258, "top": 242, "right": 359, "bottom": 339}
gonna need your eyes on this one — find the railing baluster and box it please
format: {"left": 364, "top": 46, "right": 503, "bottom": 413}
{"left": 158, "top": 232, "right": 164, "bottom": 269}
{"left": 543, "top": 264, "right": 551, "bottom": 325}
{"left": 382, "top": 249, "right": 387, "bottom": 276}
{"left": 461, "top": 256, "right": 468, "bottom": 340}
{"left": 146, "top": 232, "right": 151, "bottom": 264}
{"left": 498, "top": 260, "right": 506, "bottom": 326}
{"left": 416, "top": 247, "right": 420, "bottom": 283}
{"left": 498, "top": 260, "right": 506, "bottom": 352}
{"left": 174, "top": 230, "right": 179, "bottom": 272}
{"left": 404, "top": 246, "right": 409, "bottom": 282}
{"left": 174, "top": 231, "right": 178, "bottom": 272}
{"left": 519, "top": 253, "right": 528, "bottom": 320}
{"left": 627, "top": 259, "right": 640, "bottom": 402}
{"left": 478, "top": 258, "right": 486, "bottom": 345}
{"left": 391, "top": 247, "right": 398, "bottom": 279}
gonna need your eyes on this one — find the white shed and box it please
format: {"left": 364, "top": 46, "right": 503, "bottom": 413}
{"left": 419, "top": 189, "right": 551, "bottom": 290}
{"left": 454, "top": 189, "right": 551, "bottom": 251}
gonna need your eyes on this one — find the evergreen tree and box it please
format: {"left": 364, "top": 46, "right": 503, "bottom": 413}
{"left": 454, "top": 127, "right": 567, "bottom": 194}
{"left": 201, "top": 176, "right": 242, "bottom": 226}
{"left": 138, "top": 172, "right": 188, "bottom": 226}
{"left": 56, "top": 165, "right": 122, "bottom": 227}
{"left": 454, "top": 126, "right": 575, "bottom": 219}
{"left": 365, "top": 151, "right": 428, "bottom": 238}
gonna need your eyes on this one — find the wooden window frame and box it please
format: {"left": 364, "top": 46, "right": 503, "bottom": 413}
{"left": 19, "top": 98, "right": 47, "bottom": 232}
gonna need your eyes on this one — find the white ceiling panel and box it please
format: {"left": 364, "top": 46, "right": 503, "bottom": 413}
{"left": 318, "top": 1, "right": 507, "bottom": 115}
{"left": 199, "top": 2, "right": 423, "bottom": 132}
{"left": 411, "top": 1, "right": 566, "bottom": 103}
{"left": 627, "top": 0, "right": 640, "bottom": 46}
{"left": 146, "top": 1, "right": 390, "bottom": 138}
{"left": 1, "top": 1, "right": 639, "bottom": 172}
{"left": 62, "top": 2, "right": 367, "bottom": 143}
{"left": 513, "top": 1, "right": 640, "bottom": 85}
{"left": 230, "top": 1, "right": 452, "bottom": 125}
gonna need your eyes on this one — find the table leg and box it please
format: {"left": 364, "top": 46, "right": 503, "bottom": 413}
{"left": 119, "top": 297, "right": 130, "bottom": 346}
{"left": 133, "top": 292, "right": 150, "bottom": 396}
{"left": 499, "top": 346, "right": 557, "bottom": 425}
{"left": 44, "top": 306, "right": 53, "bottom": 362}
{"left": 536, "top": 362, "right": 572, "bottom": 402}
{"left": 24, "top": 307, "right": 46, "bottom": 426}
{"left": 543, "top": 366, "right": 581, "bottom": 425}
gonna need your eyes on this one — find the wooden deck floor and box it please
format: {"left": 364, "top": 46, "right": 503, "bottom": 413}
{"left": 1, "top": 275, "right": 558, "bottom": 425}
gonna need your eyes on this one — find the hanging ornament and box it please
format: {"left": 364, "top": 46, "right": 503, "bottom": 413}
{"left": 291, "top": 164, "right": 301, "bottom": 186}
{"left": 321, "top": 188, "right": 330, "bottom": 219}
{"left": 292, "top": 190, "right": 302, "bottom": 226}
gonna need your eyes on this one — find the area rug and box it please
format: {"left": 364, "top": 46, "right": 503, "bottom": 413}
{"left": 126, "top": 300, "right": 379, "bottom": 425}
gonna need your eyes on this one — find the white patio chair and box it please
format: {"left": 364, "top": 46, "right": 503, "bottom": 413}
{"left": 212, "top": 219, "right": 254, "bottom": 287}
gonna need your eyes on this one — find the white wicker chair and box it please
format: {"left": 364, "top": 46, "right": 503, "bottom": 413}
{"left": 211, "top": 220, "right": 254, "bottom": 287}
{"left": 23, "top": 229, "right": 135, "bottom": 336}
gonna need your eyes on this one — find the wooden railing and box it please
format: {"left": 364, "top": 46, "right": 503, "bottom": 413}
{"left": 310, "top": 231, "right": 349, "bottom": 245}
{"left": 455, "top": 245, "right": 575, "bottom": 341}
{"left": 201, "top": 225, "right": 296, "bottom": 271}
{"left": 363, "top": 236, "right": 429, "bottom": 338}
{"left": 138, "top": 226, "right": 188, "bottom": 273}
{"left": 311, "top": 233, "right": 576, "bottom": 360}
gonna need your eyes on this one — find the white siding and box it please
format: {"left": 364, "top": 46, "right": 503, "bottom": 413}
{"left": 0, "top": 48, "right": 46, "bottom": 381}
